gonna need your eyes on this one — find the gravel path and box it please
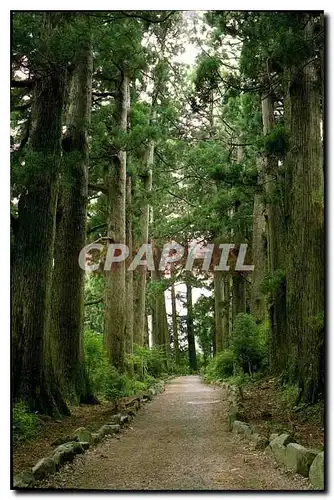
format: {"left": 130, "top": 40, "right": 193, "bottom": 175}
{"left": 39, "top": 376, "right": 310, "bottom": 490}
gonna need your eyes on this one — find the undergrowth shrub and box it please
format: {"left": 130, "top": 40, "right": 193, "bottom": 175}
{"left": 84, "top": 330, "right": 164, "bottom": 401}
{"left": 232, "top": 313, "right": 264, "bottom": 374}
{"left": 169, "top": 350, "right": 191, "bottom": 375}
{"left": 130, "top": 344, "right": 167, "bottom": 379}
{"left": 205, "top": 349, "right": 235, "bottom": 381}
{"left": 203, "top": 314, "right": 267, "bottom": 382}
{"left": 13, "top": 402, "right": 39, "bottom": 444}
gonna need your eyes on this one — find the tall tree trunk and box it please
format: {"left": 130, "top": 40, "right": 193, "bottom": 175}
{"left": 133, "top": 132, "right": 154, "bottom": 346}
{"left": 50, "top": 18, "right": 93, "bottom": 403}
{"left": 214, "top": 270, "right": 230, "bottom": 352}
{"left": 285, "top": 20, "right": 324, "bottom": 402}
{"left": 232, "top": 145, "right": 246, "bottom": 326}
{"left": 12, "top": 13, "right": 69, "bottom": 415}
{"left": 162, "top": 292, "right": 171, "bottom": 369}
{"left": 125, "top": 174, "right": 134, "bottom": 357}
{"left": 251, "top": 185, "right": 267, "bottom": 322}
{"left": 104, "top": 74, "right": 129, "bottom": 371}
{"left": 214, "top": 271, "right": 223, "bottom": 352}
{"left": 171, "top": 281, "right": 180, "bottom": 365}
{"left": 186, "top": 281, "right": 197, "bottom": 372}
{"left": 151, "top": 245, "right": 170, "bottom": 368}
{"left": 261, "top": 92, "right": 288, "bottom": 374}
{"left": 144, "top": 314, "right": 149, "bottom": 347}
{"left": 232, "top": 275, "right": 246, "bottom": 317}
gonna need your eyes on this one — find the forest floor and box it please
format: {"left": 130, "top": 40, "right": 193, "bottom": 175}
{"left": 239, "top": 376, "right": 324, "bottom": 450}
{"left": 13, "top": 399, "right": 121, "bottom": 474}
{"left": 33, "top": 376, "right": 312, "bottom": 490}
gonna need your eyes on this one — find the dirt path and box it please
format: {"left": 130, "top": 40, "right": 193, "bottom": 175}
{"left": 39, "top": 376, "right": 310, "bottom": 490}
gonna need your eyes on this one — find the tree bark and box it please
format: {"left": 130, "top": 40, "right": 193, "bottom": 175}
{"left": 232, "top": 146, "right": 247, "bottom": 326}
{"left": 214, "top": 271, "right": 230, "bottom": 352}
{"left": 12, "top": 13, "right": 69, "bottom": 415}
{"left": 144, "top": 314, "right": 149, "bottom": 347}
{"left": 50, "top": 18, "right": 94, "bottom": 403}
{"left": 104, "top": 74, "right": 129, "bottom": 371}
{"left": 186, "top": 281, "right": 197, "bottom": 372}
{"left": 261, "top": 92, "right": 289, "bottom": 374}
{"left": 150, "top": 244, "right": 170, "bottom": 369}
{"left": 171, "top": 281, "right": 180, "bottom": 365}
{"left": 133, "top": 126, "right": 154, "bottom": 346}
{"left": 125, "top": 84, "right": 134, "bottom": 359}
{"left": 125, "top": 174, "right": 134, "bottom": 358}
{"left": 251, "top": 188, "right": 267, "bottom": 323}
{"left": 285, "top": 20, "right": 324, "bottom": 402}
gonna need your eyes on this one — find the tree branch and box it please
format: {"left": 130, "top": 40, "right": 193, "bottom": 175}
{"left": 88, "top": 183, "right": 108, "bottom": 194}
{"left": 85, "top": 297, "right": 104, "bottom": 306}
{"left": 87, "top": 223, "right": 107, "bottom": 235}
{"left": 92, "top": 91, "right": 116, "bottom": 99}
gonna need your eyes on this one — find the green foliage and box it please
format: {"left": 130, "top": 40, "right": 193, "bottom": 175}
{"left": 260, "top": 269, "right": 286, "bottom": 295}
{"left": 129, "top": 345, "right": 167, "bottom": 379}
{"left": 84, "top": 276, "right": 104, "bottom": 333}
{"left": 13, "top": 402, "right": 39, "bottom": 443}
{"left": 202, "top": 314, "right": 266, "bottom": 383}
{"left": 193, "top": 55, "right": 221, "bottom": 105}
{"left": 232, "top": 313, "right": 264, "bottom": 374}
{"left": 84, "top": 330, "right": 156, "bottom": 401}
{"left": 264, "top": 124, "right": 289, "bottom": 160}
{"left": 193, "top": 294, "right": 214, "bottom": 363}
{"left": 205, "top": 349, "right": 235, "bottom": 381}
{"left": 168, "top": 349, "right": 191, "bottom": 375}
{"left": 84, "top": 329, "right": 115, "bottom": 396}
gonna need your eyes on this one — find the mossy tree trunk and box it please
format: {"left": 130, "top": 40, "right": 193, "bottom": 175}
{"left": 133, "top": 128, "right": 154, "bottom": 346}
{"left": 261, "top": 91, "right": 289, "bottom": 376}
{"left": 50, "top": 18, "right": 94, "bottom": 404}
{"left": 232, "top": 146, "right": 247, "bottom": 327}
{"left": 251, "top": 174, "right": 267, "bottom": 323}
{"left": 285, "top": 19, "right": 324, "bottom": 403}
{"left": 214, "top": 270, "right": 230, "bottom": 352}
{"left": 104, "top": 74, "right": 129, "bottom": 371}
{"left": 151, "top": 244, "right": 170, "bottom": 369}
{"left": 12, "top": 13, "right": 69, "bottom": 415}
{"left": 125, "top": 174, "right": 134, "bottom": 373}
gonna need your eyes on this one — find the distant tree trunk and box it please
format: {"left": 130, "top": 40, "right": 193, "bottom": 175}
{"left": 50, "top": 19, "right": 94, "bottom": 404}
{"left": 214, "top": 271, "right": 223, "bottom": 353}
{"left": 251, "top": 185, "right": 267, "bottom": 322}
{"left": 214, "top": 270, "right": 230, "bottom": 352}
{"left": 12, "top": 13, "right": 69, "bottom": 415}
{"left": 151, "top": 245, "right": 170, "bottom": 369}
{"left": 104, "top": 74, "right": 129, "bottom": 371}
{"left": 125, "top": 178, "right": 134, "bottom": 350}
{"left": 186, "top": 281, "right": 197, "bottom": 372}
{"left": 232, "top": 274, "right": 246, "bottom": 318}
{"left": 162, "top": 293, "right": 171, "bottom": 369}
{"left": 228, "top": 275, "right": 233, "bottom": 340}
{"left": 171, "top": 281, "right": 180, "bottom": 365}
{"left": 285, "top": 19, "right": 324, "bottom": 403}
{"left": 125, "top": 174, "right": 134, "bottom": 360}
{"left": 232, "top": 145, "right": 247, "bottom": 326}
{"left": 212, "top": 329, "right": 217, "bottom": 356}
{"left": 144, "top": 314, "right": 149, "bottom": 347}
{"left": 214, "top": 248, "right": 232, "bottom": 348}
{"left": 152, "top": 291, "right": 169, "bottom": 366}
{"left": 133, "top": 139, "right": 154, "bottom": 346}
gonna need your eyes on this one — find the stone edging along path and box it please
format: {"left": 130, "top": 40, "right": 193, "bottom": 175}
{"left": 13, "top": 381, "right": 165, "bottom": 489}
{"left": 221, "top": 381, "right": 324, "bottom": 490}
